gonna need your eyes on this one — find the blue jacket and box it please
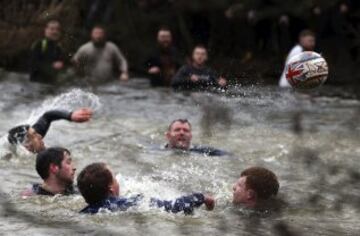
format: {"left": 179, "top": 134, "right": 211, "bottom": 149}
{"left": 80, "top": 193, "right": 206, "bottom": 215}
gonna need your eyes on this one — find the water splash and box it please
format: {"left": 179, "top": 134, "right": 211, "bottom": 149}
{"left": 26, "top": 89, "right": 101, "bottom": 125}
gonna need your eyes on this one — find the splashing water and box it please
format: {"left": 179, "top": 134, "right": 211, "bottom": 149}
{"left": 0, "top": 89, "right": 101, "bottom": 159}
{"left": 26, "top": 89, "right": 101, "bottom": 125}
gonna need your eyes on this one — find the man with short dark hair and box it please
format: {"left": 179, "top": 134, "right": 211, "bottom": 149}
{"left": 30, "top": 19, "right": 65, "bottom": 83}
{"left": 73, "top": 25, "right": 129, "bottom": 82}
{"left": 77, "top": 162, "right": 215, "bottom": 214}
{"left": 165, "top": 119, "right": 227, "bottom": 156}
{"left": 7, "top": 108, "right": 92, "bottom": 154}
{"left": 232, "top": 167, "right": 279, "bottom": 208}
{"left": 22, "top": 147, "right": 76, "bottom": 196}
{"left": 172, "top": 45, "right": 227, "bottom": 90}
{"left": 279, "top": 29, "right": 316, "bottom": 87}
{"left": 146, "top": 27, "right": 182, "bottom": 86}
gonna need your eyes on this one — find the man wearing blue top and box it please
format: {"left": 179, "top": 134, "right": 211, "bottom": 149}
{"left": 77, "top": 162, "right": 215, "bottom": 214}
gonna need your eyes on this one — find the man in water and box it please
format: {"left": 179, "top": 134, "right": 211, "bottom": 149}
{"left": 29, "top": 19, "right": 65, "bottom": 83}
{"left": 232, "top": 167, "right": 279, "bottom": 209}
{"left": 22, "top": 147, "right": 76, "bottom": 196}
{"left": 165, "top": 119, "right": 227, "bottom": 156}
{"left": 172, "top": 45, "right": 227, "bottom": 90}
{"left": 146, "top": 27, "right": 182, "bottom": 86}
{"left": 7, "top": 108, "right": 92, "bottom": 154}
{"left": 77, "top": 162, "right": 215, "bottom": 214}
{"left": 279, "top": 30, "right": 316, "bottom": 87}
{"left": 73, "top": 25, "right": 129, "bottom": 82}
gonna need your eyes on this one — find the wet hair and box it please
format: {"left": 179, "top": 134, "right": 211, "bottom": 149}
{"left": 8, "top": 125, "right": 30, "bottom": 144}
{"left": 241, "top": 167, "right": 279, "bottom": 200}
{"left": 77, "top": 162, "right": 113, "bottom": 205}
{"left": 299, "top": 29, "right": 315, "bottom": 38}
{"left": 158, "top": 26, "right": 171, "bottom": 33}
{"left": 193, "top": 44, "right": 207, "bottom": 52}
{"left": 168, "top": 119, "right": 192, "bottom": 131}
{"left": 92, "top": 24, "right": 107, "bottom": 32}
{"left": 46, "top": 19, "right": 61, "bottom": 27}
{"left": 36, "top": 147, "right": 70, "bottom": 180}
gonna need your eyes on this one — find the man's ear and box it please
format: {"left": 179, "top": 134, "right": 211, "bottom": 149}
{"left": 109, "top": 185, "right": 116, "bottom": 195}
{"left": 247, "top": 189, "right": 257, "bottom": 201}
{"left": 109, "top": 181, "right": 119, "bottom": 196}
{"left": 49, "top": 163, "right": 59, "bottom": 175}
{"left": 165, "top": 131, "right": 171, "bottom": 140}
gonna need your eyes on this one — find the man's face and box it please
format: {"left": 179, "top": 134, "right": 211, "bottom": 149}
{"left": 24, "top": 128, "right": 45, "bottom": 153}
{"left": 157, "top": 30, "right": 172, "bottom": 48}
{"left": 56, "top": 152, "right": 76, "bottom": 185}
{"left": 192, "top": 48, "right": 208, "bottom": 66}
{"left": 166, "top": 121, "right": 192, "bottom": 150}
{"left": 91, "top": 28, "right": 106, "bottom": 44}
{"left": 45, "top": 22, "right": 61, "bottom": 41}
{"left": 300, "top": 35, "right": 316, "bottom": 51}
{"left": 232, "top": 176, "right": 251, "bottom": 205}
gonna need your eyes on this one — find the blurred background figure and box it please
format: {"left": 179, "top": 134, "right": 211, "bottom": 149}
{"left": 29, "top": 20, "right": 64, "bottom": 83}
{"left": 172, "top": 45, "right": 227, "bottom": 90}
{"left": 72, "top": 25, "right": 129, "bottom": 83}
{"left": 279, "top": 30, "right": 316, "bottom": 87}
{"left": 145, "top": 27, "right": 182, "bottom": 87}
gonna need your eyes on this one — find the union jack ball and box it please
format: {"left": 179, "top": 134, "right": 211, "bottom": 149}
{"left": 285, "top": 51, "right": 328, "bottom": 89}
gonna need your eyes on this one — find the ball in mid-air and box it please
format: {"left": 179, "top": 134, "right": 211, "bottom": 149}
{"left": 285, "top": 51, "right": 328, "bottom": 89}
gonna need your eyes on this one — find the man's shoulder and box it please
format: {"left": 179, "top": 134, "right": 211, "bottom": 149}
{"left": 106, "top": 41, "right": 121, "bottom": 50}
{"left": 179, "top": 64, "right": 191, "bottom": 71}
{"left": 26, "top": 183, "right": 54, "bottom": 196}
{"left": 31, "top": 38, "right": 46, "bottom": 50}
{"left": 78, "top": 42, "right": 94, "bottom": 51}
{"left": 289, "top": 45, "right": 303, "bottom": 55}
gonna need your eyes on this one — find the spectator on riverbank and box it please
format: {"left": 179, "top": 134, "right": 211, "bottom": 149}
{"left": 29, "top": 20, "right": 65, "bottom": 83}
{"left": 73, "top": 25, "right": 129, "bottom": 83}
{"left": 172, "top": 45, "right": 227, "bottom": 90}
{"left": 279, "top": 30, "right": 316, "bottom": 87}
{"left": 145, "top": 27, "right": 182, "bottom": 87}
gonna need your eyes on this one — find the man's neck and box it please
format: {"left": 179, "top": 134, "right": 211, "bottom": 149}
{"left": 42, "top": 177, "right": 67, "bottom": 195}
{"left": 192, "top": 62, "right": 205, "bottom": 69}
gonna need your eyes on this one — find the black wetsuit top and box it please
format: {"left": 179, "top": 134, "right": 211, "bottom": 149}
{"left": 171, "top": 64, "right": 219, "bottom": 90}
{"left": 31, "top": 183, "right": 77, "bottom": 196}
{"left": 30, "top": 38, "right": 64, "bottom": 83}
{"left": 80, "top": 193, "right": 206, "bottom": 215}
{"left": 146, "top": 46, "right": 182, "bottom": 87}
{"left": 32, "top": 110, "right": 72, "bottom": 137}
{"left": 164, "top": 144, "right": 227, "bottom": 156}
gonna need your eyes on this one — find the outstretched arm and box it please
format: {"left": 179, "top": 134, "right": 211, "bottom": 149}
{"left": 32, "top": 108, "right": 92, "bottom": 137}
{"left": 150, "top": 193, "right": 214, "bottom": 214}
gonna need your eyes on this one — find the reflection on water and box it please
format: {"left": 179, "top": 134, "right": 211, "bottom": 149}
{"left": 0, "top": 74, "right": 359, "bottom": 235}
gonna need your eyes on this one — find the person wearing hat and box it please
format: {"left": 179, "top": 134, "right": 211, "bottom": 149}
{"left": 7, "top": 108, "right": 92, "bottom": 154}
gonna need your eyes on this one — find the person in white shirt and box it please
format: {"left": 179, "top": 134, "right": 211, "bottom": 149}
{"left": 279, "top": 30, "right": 316, "bottom": 87}
{"left": 73, "top": 25, "right": 129, "bottom": 82}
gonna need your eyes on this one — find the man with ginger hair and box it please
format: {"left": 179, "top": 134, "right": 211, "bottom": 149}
{"left": 232, "top": 167, "right": 280, "bottom": 208}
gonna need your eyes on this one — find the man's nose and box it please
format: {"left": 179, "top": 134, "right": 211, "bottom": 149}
{"left": 232, "top": 185, "right": 236, "bottom": 192}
